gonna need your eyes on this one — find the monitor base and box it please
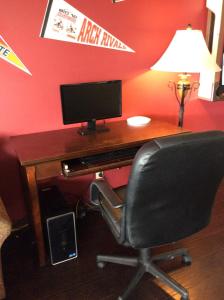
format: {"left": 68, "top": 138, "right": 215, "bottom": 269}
{"left": 78, "top": 123, "right": 109, "bottom": 136}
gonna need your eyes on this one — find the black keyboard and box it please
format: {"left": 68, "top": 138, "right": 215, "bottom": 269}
{"left": 81, "top": 146, "right": 141, "bottom": 165}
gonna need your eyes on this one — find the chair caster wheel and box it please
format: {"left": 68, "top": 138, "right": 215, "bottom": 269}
{"left": 182, "top": 255, "right": 192, "bottom": 266}
{"left": 97, "top": 261, "right": 106, "bottom": 268}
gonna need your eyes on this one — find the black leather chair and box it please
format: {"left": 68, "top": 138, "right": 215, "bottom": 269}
{"left": 90, "top": 131, "right": 224, "bottom": 300}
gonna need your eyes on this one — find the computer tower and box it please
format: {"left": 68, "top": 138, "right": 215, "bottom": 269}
{"left": 39, "top": 186, "right": 78, "bottom": 265}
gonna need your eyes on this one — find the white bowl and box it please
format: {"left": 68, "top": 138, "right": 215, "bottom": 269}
{"left": 127, "top": 116, "right": 151, "bottom": 127}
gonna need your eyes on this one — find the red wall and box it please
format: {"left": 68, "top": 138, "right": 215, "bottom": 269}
{"left": 1, "top": 0, "right": 223, "bottom": 222}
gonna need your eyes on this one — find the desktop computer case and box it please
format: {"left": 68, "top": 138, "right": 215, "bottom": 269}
{"left": 39, "top": 186, "right": 78, "bottom": 265}
{"left": 46, "top": 211, "right": 77, "bottom": 265}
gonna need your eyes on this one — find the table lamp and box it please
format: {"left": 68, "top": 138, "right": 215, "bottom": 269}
{"left": 151, "top": 25, "right": 221, "bottom": 127}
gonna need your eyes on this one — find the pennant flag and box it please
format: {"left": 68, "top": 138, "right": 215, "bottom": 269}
{"left": 40, "top": 0, "right": 135, "bottom": 53}
{"left": 0, "top": 35, "right": 31, "bottom": 75}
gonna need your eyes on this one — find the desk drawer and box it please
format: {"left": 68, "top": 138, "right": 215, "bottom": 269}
{"left": 36, "top": 161, "right": 62, "bottom": 180}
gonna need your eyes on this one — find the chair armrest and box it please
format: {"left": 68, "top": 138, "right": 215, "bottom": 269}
{"left": 90, "top": 179, "right": 124, "bottom": 208}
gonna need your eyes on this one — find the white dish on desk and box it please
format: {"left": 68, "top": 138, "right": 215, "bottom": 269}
{"left": 127, "top": 116, "right": 151, "bottom": 127}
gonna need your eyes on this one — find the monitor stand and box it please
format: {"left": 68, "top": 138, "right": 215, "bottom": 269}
{"left": 78, "top": 119, "right": 109, "bottom": 136}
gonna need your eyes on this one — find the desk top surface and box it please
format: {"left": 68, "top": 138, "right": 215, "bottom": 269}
{"left": 10, "top": 119, "right": 188, "bottom": 166}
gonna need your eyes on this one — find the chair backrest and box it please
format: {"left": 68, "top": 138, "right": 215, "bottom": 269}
{"left": 123, "top": 131, "right": 224, "bottom": 249}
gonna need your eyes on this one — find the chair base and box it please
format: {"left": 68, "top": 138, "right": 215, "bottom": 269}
{"left": 97, "top": 248, "right": 190, "bottom": 300}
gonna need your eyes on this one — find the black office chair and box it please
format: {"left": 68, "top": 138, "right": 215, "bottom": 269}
{"left": 90, "top": 131, "right": 224, "bottom": 300}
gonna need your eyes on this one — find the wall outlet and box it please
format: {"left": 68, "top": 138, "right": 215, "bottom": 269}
{"left": 95, "top": 171, "right": 104, "bottom": 179}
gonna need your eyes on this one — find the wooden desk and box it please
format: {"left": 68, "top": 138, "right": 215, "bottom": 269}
{"left": 10, "top": 119, "right": 187, "bottom": 266}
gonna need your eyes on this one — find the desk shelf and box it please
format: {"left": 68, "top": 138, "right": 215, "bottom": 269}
{"left": 62, "top": 155, "right": 135, "bottom": 177}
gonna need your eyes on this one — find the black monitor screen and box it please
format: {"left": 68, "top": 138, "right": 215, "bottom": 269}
{"left": 60, "top": 80, "right": 122, "bottom": 125}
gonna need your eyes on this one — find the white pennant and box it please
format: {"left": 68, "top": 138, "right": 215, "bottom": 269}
{"left": 40, "top": 0, "right": 135, "bottom": 53}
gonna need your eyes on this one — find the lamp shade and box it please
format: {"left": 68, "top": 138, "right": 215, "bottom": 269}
{"left": 151, "top": 29, "right": 221, "bottom": 73}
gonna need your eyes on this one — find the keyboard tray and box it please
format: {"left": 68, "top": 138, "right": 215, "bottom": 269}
{"left": 62, "top": 145, "right": 141, "bottom": 177}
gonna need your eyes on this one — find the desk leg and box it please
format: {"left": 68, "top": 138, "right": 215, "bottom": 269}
{"left": 25, "top": 166, "right": 46, "bottom": 266}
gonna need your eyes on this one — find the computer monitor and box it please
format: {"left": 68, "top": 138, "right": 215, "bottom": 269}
{"left": 60, "top": 80, "right": 122, "bottom": 135}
